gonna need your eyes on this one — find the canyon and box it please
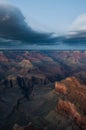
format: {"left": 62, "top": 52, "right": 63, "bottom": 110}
{"left": 0, "top": 51, "right": 86, "bottom": 130}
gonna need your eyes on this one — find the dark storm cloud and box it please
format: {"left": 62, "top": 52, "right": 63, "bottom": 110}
{"left": 63, "top": 31, "right": 86, "bottom": 45}
{"left": 0, "top": 4, "right": 58, "bottom": 45}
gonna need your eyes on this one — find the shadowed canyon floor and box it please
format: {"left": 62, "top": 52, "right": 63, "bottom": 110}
{"left": 0, "top": 51, "right": 86, "bottom": 130}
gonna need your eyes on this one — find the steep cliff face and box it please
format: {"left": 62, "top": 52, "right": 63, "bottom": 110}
{"left": 3, "top": 75, "right": 50, "bottom": 89}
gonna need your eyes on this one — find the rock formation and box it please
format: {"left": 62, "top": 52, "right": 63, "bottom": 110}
{"left": 57, "top": 99, "right": 81, "bottom": 124}
{"left": 13, "top": 123, "right": 39, "bottom": 130}
{"left": 0, "top": 51, "right": 86, "bottom": 130}
{"left": 55, "top": 77, "right": 86, "bottom": 130}
{"left": 55, "top": 82, "right": 67, "bottom": 94}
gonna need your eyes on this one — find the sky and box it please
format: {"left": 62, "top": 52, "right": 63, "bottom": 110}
{"left": 0, "top": 0, "right": 86, "bottom": 49}
{"left": 1, "top": 0, "right": 86, "bottom": 34}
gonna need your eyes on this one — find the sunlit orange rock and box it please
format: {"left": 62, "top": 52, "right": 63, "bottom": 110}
{"left": 55, "top": 82, "right": 67, "bottom": 94}
{"left": 57, "top": 99, "right": 81, "bottom": 124}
